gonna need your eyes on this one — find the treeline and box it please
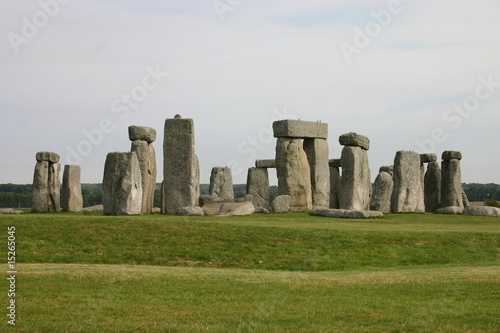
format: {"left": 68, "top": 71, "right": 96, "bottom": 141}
{"left": 0, "top": 183, "right": 495, "bottom": 208}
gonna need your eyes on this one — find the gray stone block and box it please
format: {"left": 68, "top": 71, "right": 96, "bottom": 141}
{"left": 463, "top": 206, "right": 500, "bottom": 217}
{"left": 246, "top": 167, "right": 270, "bottom": 210}
{"left": 61, "top": 165, "right": 83, "bottom": 212}
{"left": 390, "top": 151, "right": 425, "bottom": 213}
{"left": 338, "top": 132, "right": 370, "bottom": 150}
{"left": 441, "top": 159, "right": 463, "bottom": 208}
{"left": 209, "top": 167, "right": 234, "bottom": 201}
{"left": 329, "top": 159, "right": 342, "bottom": 168}
{"left": 255, "top": 159, "right": 276, "bottom": 168}
{"left": 176, "top": 206, "right": 204, "bottom": 216}
{"left": 434, "top": 206, "right": 463, "bottom": 214}
{"left": 379, "top": 165, "right": 393, "bottom": 175}
{"left": 339, "top": 146, "right": 371, "bottom": 211}
{"left": 131, "top": 140, "right": 157, "bottom": 214}
{"left": 420, "top": 153, "right": 437, "bottom": 163}
{"left": 219, "top": 202, "right": 255, "bottom": 216}
{"left": 424, "top": 161, "right": 441, "bottom": 212}
{"left": 313, "top": 208, "right": 383, "bottom": 219}
{"left": 442, "top": 151, "right": 462, "bottom": 161}
{"left": 273, "top": 120, "right": 328, "bottom": 139}
{"left": 36, "top": 151, "right": 60, "bottom": 163}
{"left": 271, "top": 195, "right": 291, "bottom": 213}
{"left": 128, "top": 126, "right": 157, "bottom": 143}
{"left": 370, "top": 171, "right": 393, "bottom": 213}
{"left": 304, "top": 138, "right": 330, "bottom": 209}
{"left": 329, "top": 166, "right": 341, "bottom": 209}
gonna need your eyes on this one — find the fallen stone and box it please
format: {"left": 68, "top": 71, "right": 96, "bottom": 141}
{"left": 442, "top": 151, "right": 462, "bottom": 161}
{"left": 424, "top": 161, "right": 441, "bottom": 213}
{"left": 391, "top": 151, "right": 425, "bottom": 212}
{"left": 339, "top": 146, "right": 371, "bottom": 211}
{"left": 304, "top": 138, "right": 330, "bottom": 209}
{"left": 152, "top": 207, "right": 161, "bottom": 213}
{"left": 255, "top": 159, "right": 276, "bottom": 168}
{"left": 420, "top": 153, "right": 437, "bottom": 163}
{"left": 246, "top": 167, "right": 270, "bottom": 210}
{"left": 199, "top": 194, "right": 214, "bottom": 206}
{"left": 209, "top": 167, "right": 234, "bottom": 201}
{"left": 254, "top": 207, "right": 270, "bottom": 214}
{"left": 273, "top": 119, "right": 328, "bottom": 139}
{"left": 339, "top": 132, "right": 370, "bottom": 150}
{"left": 313, "top": 208, "right": 383, "bottom": 219}
{"left": 462, "top": 206, "right": 500, "bottom": 217}
{"left": 176, "top": 206, "right": 204, "bottom": 216}
{"left": 219, "top": 201, "right": 255, "bottom": 216}
{"left": 0, "top": 208, "right": 22, "bottom": 214}
{"left": 61, "top": 165, "right": 83, "bottom": 212}
{"left": 82, "top": 205, "right": 104, "bottom": 213}
{"left": 370, "top": 171, "right": 393, "bottom": 213}
{"left": 202, "top": 201, "right": 233, "bottom": 216}
{"left": 271, "top": 195, "right": 291, "bottom": 213}
{"left": 128, "top": 125, "right": 156, "bottom": 143}
{"left": 36, "top": 151, "right": 60, "bottom": 163}
{"left": 435, "top": 206, "right": 463, "bottom": 214}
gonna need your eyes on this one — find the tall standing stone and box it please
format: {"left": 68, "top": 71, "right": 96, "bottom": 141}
{"left": 424, "top": 161, "right": 441, "bottom": 212}
{"left": 391, "top": 151, "right": 425, "bottom": 212}
{"left": 103, "top": 152, "right": 143, "bottom": 215}
{"left": 329, "top": 159, "right": 341, "bottom": 209}
{"left": 370, "top": 170, "right": 393, "bottom": 213}
{"left": 163, "top": 115, "right": 200, "bottom": 214}
{"left": 246, "top": 167, "right": 270, "bottom": 210}
{"left": 61, "top": 165, "right": 83, "bottom": 212}
{"left": 276, "top": 137, "right": 312, "bottom": 211}
{"left": 441, "top": 151, "right": 463, "bottom": 209}
{"left": 338, "top": 133, "right": 371, "bottom": 211}
{"left": 303, "top": 138, "right": 330, "bottom": 209}
{"left": 209, "top": 167, "right": 234, "bottom": 200}
{"left": 32, "top": 152, "right": 61, "bottom": 213}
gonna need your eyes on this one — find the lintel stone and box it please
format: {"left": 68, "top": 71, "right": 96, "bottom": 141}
{"left": 329, "top": 159, "right": 342, "bottom": 168}
{"left": 442, "top": 151, "right": 462, "bottom": 161}
{"left": 36, "top": 151, "right": 60, "bottom": 163}
{"left": 273, "top": 120, "right": 328, "bottom": 139}
{"left": 255, "top": 159, "right": 276, "bottom": 168}
{"left": 339, "top": 132, "right": 370, "bottom": 150}
{"left": 420, "top": 153, "right": 437, "bottom": 163}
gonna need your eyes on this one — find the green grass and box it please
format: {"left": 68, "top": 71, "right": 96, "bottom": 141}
{"left": 0, "top": 212, "right": 499, "bottom": 332}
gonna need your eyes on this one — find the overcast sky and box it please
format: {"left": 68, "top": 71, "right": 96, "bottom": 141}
{"left": 1, "top": 0, "right": 499, "bottom": 185}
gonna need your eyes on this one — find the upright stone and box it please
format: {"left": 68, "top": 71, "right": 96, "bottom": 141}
{"left": 303, "top": 138, "right": 330, "bottom": 209}
{"left": 48, "top": 162, "right": 61, "bottom": 212}
{"left": 276, "top": 137, "right": 312, "bottom": 211}
{"left": 424, "top": 161, "right": 441, "bottom": 212}
{"left": 246, "top": 167, "right": 270, "bottom": 210}
{"left": 61, "top": 165, "right": 83, "bottom": 212}
{"left": 103, "top": 152, "right": 143, "bottom": 215}
{"left": 209, "top": 167, "right": 234, "bottom": 201}
{"left": 441, "top": 151, "right": 463, "bottom": 209}
{"left": 32, "top": 161, "right": 49, "bottom": 213}
{"left": 329, "top": 160, "right": 341, "bottom": 209}
{"left": 163, "top": 116, "right": 200, "bottom": 214}
{"left": 391, "top": 151, "right": 425, "bottom": 212}
{"left": 131, "top": 137, "right": 157, "bottom": 214}
{"left": 370, "top": 171, "right": 393, "bottom": 213}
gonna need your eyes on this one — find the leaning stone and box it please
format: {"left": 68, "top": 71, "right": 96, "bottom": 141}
{"left": 424, "top": 161, "right": 441, "bottom": 213}
{"left": 176, "top": 206, "right": 204, "bottom": 216}
{"left": 462, "top": 206, "right": 500, "bottom": 217}
{"left": 202, "top": 201, "right": 233, "bottom": 216}
{"left": 339, "top": 146, "right": 371, "bottom": 211}
{"left": 131, "top": 140, "right": 157, "bottom": 214}
{"left": 304, "top": 138, "right": 330, "bottom": 209}
{"left": 370, "top": 171, "right": 393, "bottom": 213}
{"left": 273, "top": 119, "right": 328, "bottom": 139}
{"left": 128, "top": 126, "right": 157, "bottom": 143}
{"left": 102, "top": 152, "right": 143, "bottom": 215}
{"left": 276, "top": 138, "right": 312, "bottom": 211}
{"left": 61, "top": 165, "right": 83, "bottom": 212}
{"left": 82, "top": 204, "right": 104, "bottom": 213}
{"left": 271, "top": 195, "right": 291, "bottom": 213}
{"left": 339, "top": 132, "right": 370, "bottom": 150}
{"left": 218, "top": 202, "right": 255, "bottom": 216}
{"left": 420, "top": 153, "right": 437, "bottom": 163}
{"left": 442, "top": 151, "right": 462, "bottom": 161}
{"left": 313, "top": 208, "right": 383, "bottom": 219}
{"left": 379, "top": 165, "right": 393, "bottom": 175}
{"left": 391, "top": 151, "right": 425, "bottom": 212}
{"left": 36, "top": 151, "right": 60, "bottom": 163}
{"left": 329, "top": 166, "right": 341, "bottom": 209}
{"left": 255, "top": 159, "right": 276, "bottom": 168}
{"left": 246, "top": 167, "right": 270, "bottom": 210}
{"left": 328, "top": 159, "right": 342, "bottom": 168}
{"left": 435, "top": 206, "right": 463, "bottom": 214}
{"left": 209, "top": 167, "right": 234, "bottom": 201}
{"left": 441, "top": 158, "right": 463, "bottom": 209}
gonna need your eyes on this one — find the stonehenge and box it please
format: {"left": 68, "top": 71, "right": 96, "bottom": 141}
{"left": 246, "top": 167, "right": 270, "bottom": 210}
{"left": 329, "top": 159, "right": 341, "bottom": 209}
{"left": 370, "top": 167, "right": 393, "bottom": 213}
{"left": 209, "top": 167, "right": 234, "bottom": 201}
{"left": 441, "top": 151, "right": 464, "bottom": 209}
{"left": 32, "top": 152, "right": 61, "bottom": 213}
{"left": 61, "top": 165, "right": 83, "bottom": 212}
{"left": 390, "top": 151, "right": 425, "bottom": 213}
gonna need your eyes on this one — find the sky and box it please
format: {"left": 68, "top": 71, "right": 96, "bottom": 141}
{"left": 1, "top": 0, "right": 499, "bottom": 185}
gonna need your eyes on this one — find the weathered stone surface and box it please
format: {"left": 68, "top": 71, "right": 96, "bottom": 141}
{"left": 163, "top": 117, "right": 200, "bottom": 214}
{"left": 329, "top": 159, "right": 342, "bottom": 168}
{"left": 441, "top": 159, "right": 463, "bottom": 209}
{"left": 370, "top": 171, "right": 393, "bottom": 213}
{"left": 329, "top": 166, "right": 341, "bottom": 209}
{"left": 209, "top": 167, "right": 234, "bottom": 201}
{"left": 463, "top": 206, "right": 500, "bottom": 217}
{"left": 82, "top": 204, "right": 104, "bottom": 213}
{"left": 131, "top": 140, "right": 156, "bottom": 214}
{"left": 462, "top": 190, "right": 469, "bottom": 208}
{"left": 199, "top": 194, "right": 214, "bottom": 206}
{"left": 36, "top": 151, "right": 60, "bottom": 163}
{"left": 379, "top": 165, "right": 393, "bottom": 175}
{"left": 0, "top": 208, "right": 22, "bottom": 214}
{"left": 391, "top": 151, "right": 425, "bottom": 212}
{"left": 339, "top": 146, "right": 371, "bottom": 211}
{"left": 254, "top": 207, "right": 270, "bottom": 213}
{"left": 435, "top": 206, "right": 463, "bottom": 214}
{"left": 339, "top": 132, "right": 370, "bottom": 150}
{"left": 424, "top": 161, "right": 441, "bottom": 213}
{"left": 246, "top": 167, "right": 270, "bottom": 210}
{"left": 273, "top": 120, "right": 328, "bottom": 139}
{"left": 313, "top": 208, "right": 383, "bottom": 219}
{"left": 32, "top": 161, "right": 49, "bottom": 213}
{"left": 61, "top": 165, "right": 83, "bottom": 212}
{"left": 304, "top": 138, "right": 330, "bottom": 209}
{"left": 202, "top": 201, "right": 233, "bottom": 216}
{"left": 420, "top": 153, "right": 437, "bottom": 163}
{"left": 442, "top": 151, "right": 462, "bottom": 161}
{"left": 102, "top": 152, "right": 143, "bottom": 215}
{"left": 152, "top": 207, "right": 161, "bottom": 213}
{"left": 48, "top": 163, "right": 61, "bottom": 213}
{"left": 176, "top": 206, "right": 204, "bottom": 216}
{"left": 219, "top": 202, "right": 255, "bottom": 216}
{"left": 128, "top": 126, "right": 156, "bottom": 143}
{"left": 271, "top": 195, "right": 291, "bottom": 213}
{"left": 255, "top": 159, "right": 276, "bottom": 168}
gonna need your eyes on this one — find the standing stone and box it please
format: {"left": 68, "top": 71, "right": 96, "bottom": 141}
{"left": 370, "top": 171, "right": 393, "bottom": 213}
{"left": 303, "top": 138, "right": 330, "bottom": 209}
{"left": 441, "top": 151, "right": 463, "bottom": 209}
{"left": 424, "top": 161, "right": 441, "bottom": 212}
{"left": 329, "top": 165, "right": 341, "bottom": 209}
{"left": 339, "top": 146, "right": 371, "bottom": 210}
{"left": 103, "top": 152, "right": 143, "bottom": 215}
{"left": 209, "top": 167, "right": 234, "bottom": 201}
{"left": 163, "top": 116, "right": 200, "bottom": 214}
{"left": 246, "top": 167, "right": 270, "bottom": 210}
{"left": 48, "top": 163, "right": 61, "bottom": 213}
{"left": 61, "top": 165, "right": 83, "bottom": 212}
{"left": 131, "top": 138, "right": 157, "bottom": 214}
{"left": 391, "top": 151, "right": 425, "bottom": 212}
{"left": 276, "top": 137, "right": 312, "bottom": 211}
{"left": 32, "top": 152, "right": 61, "bottom": 213}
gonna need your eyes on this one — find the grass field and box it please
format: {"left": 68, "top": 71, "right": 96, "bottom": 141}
{"left": 1, "top": 212, "right": 499, "bottom": 332}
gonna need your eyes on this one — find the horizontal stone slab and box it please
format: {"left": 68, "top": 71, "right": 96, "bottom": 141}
{"left": 442, "top": 151, "right": 462, "bottom": 161}
{"left": 338, "top": 132, "right": 370, "bottom": 150}
{"left": 128, "top": 126, "right": 156, "bottom": 143}
{"left": 462, "top": 206, "right": 500, "bottom": 217}
{"left": 273, "top": 120, "right": 328, "bottom": 139}
{"left": 36, "top": 151, "right": 60, "bottom": 163}
{"left": 312, "top": 208, "right": 383, "bottom": 219}
{"left": 255, "top": 159, "right": 276, "bottom": 168}
{"left": 329, "top": 159, "right": 342, "bottom": 168}
{"left": 420, "top": 153, "right": 437, "bottom": 163}
{"left": 379, "top": 165, "right": 393, "bottom": 173}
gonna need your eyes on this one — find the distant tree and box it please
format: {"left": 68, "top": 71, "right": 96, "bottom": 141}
{"left": 484, "top": 198, "right": 500, "bottom": 208}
